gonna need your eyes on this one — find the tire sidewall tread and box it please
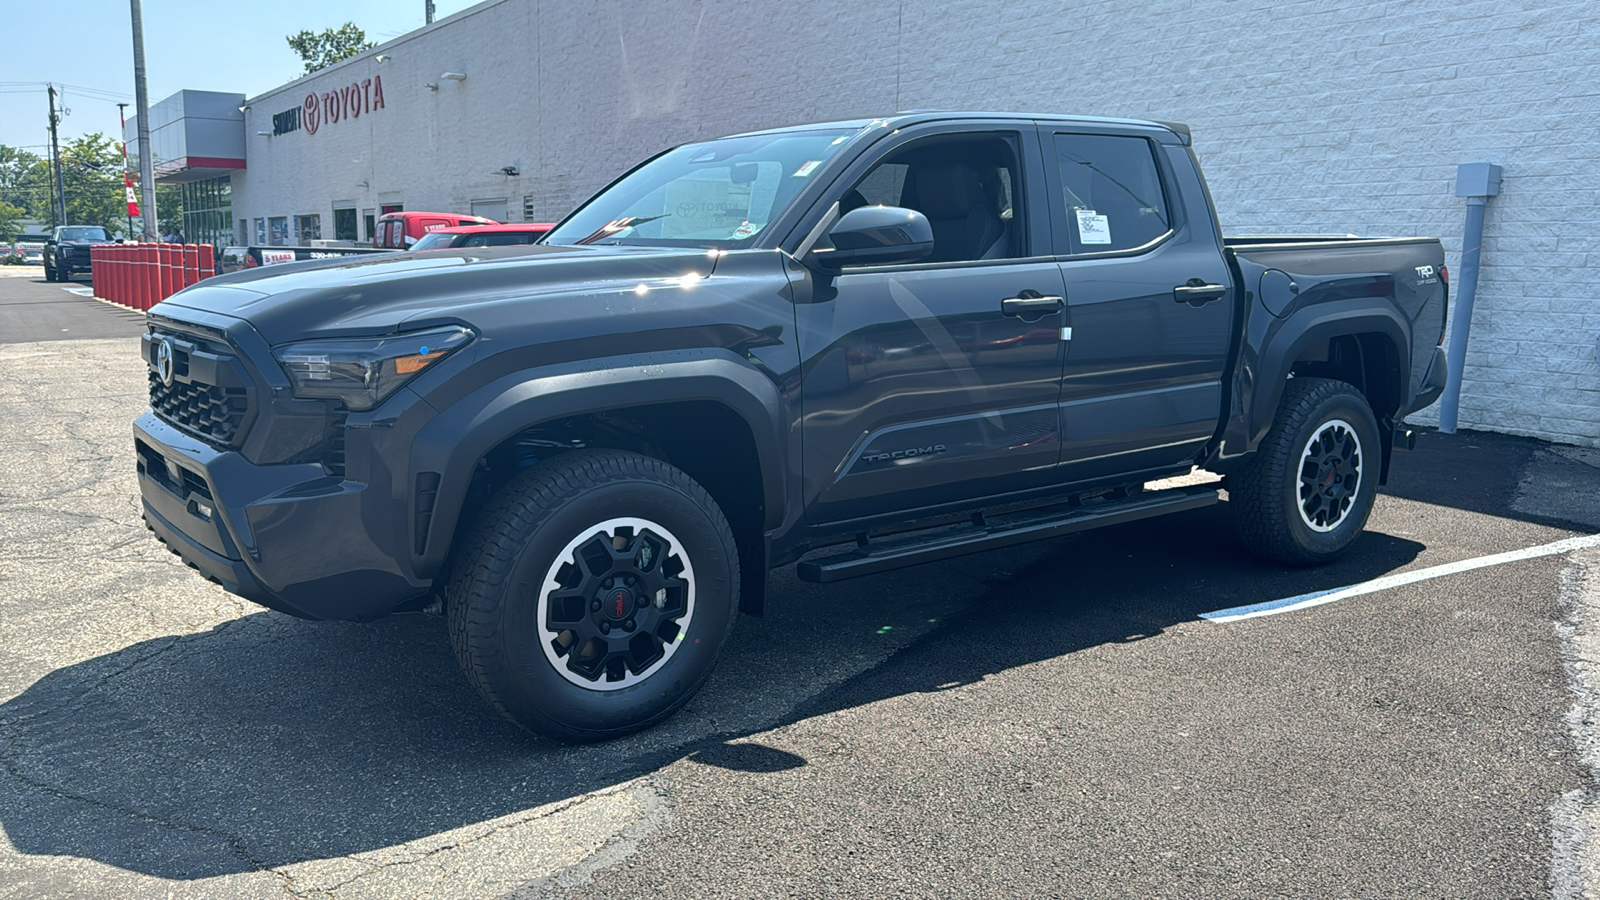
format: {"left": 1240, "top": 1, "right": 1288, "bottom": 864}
{"left": 1233, "top": 377, "right": 1381, "bottom": 566}
{"left": 446, "top": 449, "right": 739, "bottom": 743}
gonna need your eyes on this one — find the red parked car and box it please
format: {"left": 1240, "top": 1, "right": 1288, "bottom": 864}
{"left": 408, "top": 223, "right": 557, "bottom": 252}
{"left": 373, "top": 211, "right": 499, "bottom": 249}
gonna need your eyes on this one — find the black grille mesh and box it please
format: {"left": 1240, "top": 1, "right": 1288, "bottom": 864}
{"left": 148, "top": 369, "right": 249, "bottom": 445}
{"left": 325, "top": 413, "right": 348, "bottom": 476}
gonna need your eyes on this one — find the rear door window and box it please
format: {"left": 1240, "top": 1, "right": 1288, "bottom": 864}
{"left": 1051, "top": 134, "right": 1171, "bottom": 255}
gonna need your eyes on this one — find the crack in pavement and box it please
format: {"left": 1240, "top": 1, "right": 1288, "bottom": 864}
{"left": 0, "top": 758, "right": 266, "bottom": 876}
{"left": 288, "top": 779, "right": 666, "bottom": 900}
{"left": 1553, "top": 550, "right": 1600, "bottom": 899}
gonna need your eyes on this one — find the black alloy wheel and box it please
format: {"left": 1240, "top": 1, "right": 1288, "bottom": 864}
{"left": 1232, "top": 376, "right": 1381, "bottom": 566}
{"left": 1296, "top": 418, "right": 1363, "bottom": 532}
{"left": 537, "top": 516, "right": 696, "bottom": 689}
{"left": 447, "top": 450, "right": 739, "bottom": 742}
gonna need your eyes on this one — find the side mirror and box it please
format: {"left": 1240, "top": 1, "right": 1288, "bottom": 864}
{"left": 114, "top": 238, "right": 125, "bottom": 244}
{"left": 809, "top": 205, "right": 933, "bottom": 270}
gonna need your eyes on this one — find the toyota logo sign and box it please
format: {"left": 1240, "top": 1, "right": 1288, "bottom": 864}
{"left": 155, "top": 338, "right": 175, "bottom": 387}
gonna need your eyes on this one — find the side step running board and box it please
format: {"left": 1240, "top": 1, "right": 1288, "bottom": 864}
{"left": 795, "top": 484, "right": 1220, "bottom": 583}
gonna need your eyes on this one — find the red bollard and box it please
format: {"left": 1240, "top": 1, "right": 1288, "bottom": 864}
{"left": 183, "top": 243, "right": 199, "bottom": 288}
{"left": 140, "top": 244, "right": 155, "bottom": 310}
{"left": 128, "top": 245, "right": 140, "bottom": 310}
{"left": 102, "top": 244, "right": 113, "bottom": 302}
{"left": 114, "top": 245, "right": 128, "bottom": 307}
{"left": 125, "top": 245, "right": 137, "bottom": 310}
{"left": 156, "top": 243, "right": 172, "bottom": 303}
{"left": 155, "top": 243, "right": 168, "bottom": 307}
{"left": 90, "top": 245, "right": 101, "bottom": 299}
{"left": 198, "top": 244, "right": 215, "bottom": 281}
{"left": 119, "top": 245, "right": 131, "bottom": 307}
{"left": 170, "top": 244, "right": 185, "bottom": 292}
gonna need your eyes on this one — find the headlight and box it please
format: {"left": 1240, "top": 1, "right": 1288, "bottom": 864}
{"left": 273, "top": 326, "right": 474, "bottom": 410}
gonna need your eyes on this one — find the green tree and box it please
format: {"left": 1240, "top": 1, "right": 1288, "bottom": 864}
{"left": 56, "top": 133, "right": 125, "bottom": 231}
{"left": 286, "top": 23, "right": 375, "bottom": 74}
{"left": 0, "top": 144, "right": 51, "bottom": 222}
{"left": 156, "top": 183, "right": 184, "bottom": 237}
{"left": 0, "top": 200, "right": 24, "bottom": 243}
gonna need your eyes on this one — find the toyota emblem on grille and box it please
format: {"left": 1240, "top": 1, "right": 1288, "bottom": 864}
{"left": 155, "top": 338, "right": 175, "bottom": 387}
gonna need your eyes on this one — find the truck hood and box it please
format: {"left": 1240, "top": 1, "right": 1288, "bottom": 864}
{"left": 152, "top": 244, "right": 721, "bottom": 345}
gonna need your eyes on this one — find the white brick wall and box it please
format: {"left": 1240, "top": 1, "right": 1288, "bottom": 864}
{"left": 233, "top": 0, "right": 1600, "bottom": 446}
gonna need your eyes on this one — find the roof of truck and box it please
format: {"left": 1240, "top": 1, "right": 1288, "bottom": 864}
{"left": 728, "top": 112, "right": 1190, "bottom": 143}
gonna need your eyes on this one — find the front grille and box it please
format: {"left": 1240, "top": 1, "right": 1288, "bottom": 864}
{"left": 324, "top": 413, "right": 348, "bottom": 476}
{"left": 145, "top": 328, "right": 257, "bottom": 448}
{"left": 149, "top": 371, "right": 249, "bottom": 444}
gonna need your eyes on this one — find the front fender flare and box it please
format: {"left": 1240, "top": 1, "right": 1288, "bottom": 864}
{"left": 407, "top": 349, "right": 787, "bottom": 579}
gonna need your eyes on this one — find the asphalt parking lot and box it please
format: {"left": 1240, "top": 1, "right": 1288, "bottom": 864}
{"left": 1, "top": 270, "right": 1598, "bottom": 898}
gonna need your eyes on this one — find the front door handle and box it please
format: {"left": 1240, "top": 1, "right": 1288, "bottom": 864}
{"left": 1001, "top": 291, "right": 1064, "bottom": 318}
{"left": 1173, "top": 279, "right": 1228, "bottom": 307}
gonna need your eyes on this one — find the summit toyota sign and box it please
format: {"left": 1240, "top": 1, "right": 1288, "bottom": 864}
{"left": 272, "top": 74, "right": 387, "bottom": 136}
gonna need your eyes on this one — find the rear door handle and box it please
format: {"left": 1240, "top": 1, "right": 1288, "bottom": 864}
{"left": 1173, "top": 279, "right": 1228, "bottom": 307}
{"left": 1001, "top": 291, "right": 1064, "bottom": 318}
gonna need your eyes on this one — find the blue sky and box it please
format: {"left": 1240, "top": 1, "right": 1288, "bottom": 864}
{"left": 0, "top": 0, "right": 482, "bottom": 153}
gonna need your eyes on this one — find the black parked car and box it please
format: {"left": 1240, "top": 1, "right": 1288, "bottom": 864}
{"left": 44, "top": 226, "right": 113, "bottom": 282}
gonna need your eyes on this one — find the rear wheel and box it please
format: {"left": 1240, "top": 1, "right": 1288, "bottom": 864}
{"left": 447, "top": 450, "right": 739, "bottom": 742}
{"left": 1232, "top": 377, "right": 1380, "bottom": 566}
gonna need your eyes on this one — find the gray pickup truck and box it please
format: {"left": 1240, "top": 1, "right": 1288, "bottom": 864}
{"left": 134, "top": 112, "right": 1448, "bottom": 741}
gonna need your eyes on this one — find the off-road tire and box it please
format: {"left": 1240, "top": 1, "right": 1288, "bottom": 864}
{"left": 446, "top": 450, "right": 739, "bottom": 742}
{"left": 1233, "top": 377, "right": 1380, "bottom": 566}
{"left": 43, "top": 264, "right": 56, "bottom": 282}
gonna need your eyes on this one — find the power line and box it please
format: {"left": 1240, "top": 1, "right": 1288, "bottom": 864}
{"left": 0, "top": 81, "right": 133, "bottom": 100}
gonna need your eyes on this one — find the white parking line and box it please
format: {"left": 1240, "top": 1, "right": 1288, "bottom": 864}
{"left": 60, "top": 286, "right": 95, "bottom": 297}
{"left": 1201, "top": 532, "right": 1600, "bottom": 623}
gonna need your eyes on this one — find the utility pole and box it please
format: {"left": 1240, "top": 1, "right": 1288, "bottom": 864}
{"left": 129, "top": 0, "right": 158, "bottom": 240}
{"left": 47, "top": 85, "right": 67, "bottom": 227}
{"left": 425, "top": 0, "right": 436, "bottom": 24}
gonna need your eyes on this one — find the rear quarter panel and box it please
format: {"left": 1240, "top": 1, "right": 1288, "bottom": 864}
{"left": 1219, "top": 237, "right": 1446, "bottom": 458}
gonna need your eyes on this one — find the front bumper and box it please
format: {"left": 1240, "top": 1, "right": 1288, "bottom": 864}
{"left": 135, "top": 411, "right": 430, "bottom": 620}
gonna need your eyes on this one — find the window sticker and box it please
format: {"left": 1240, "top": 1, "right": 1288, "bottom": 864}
{"left": 1075, "top": 209, "right": 1112, "bottom": 245}
{"left": 730, "top": 220, "right": 761, "bottom": 239}
{"left": 792, "top": 160, "right": 822, "bottom": 178}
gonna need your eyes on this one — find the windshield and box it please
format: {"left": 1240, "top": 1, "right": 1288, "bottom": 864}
{"left": 409, "top": 232, "right": 454, "bottom": 252}
{"left": 59, "top": 227, "right": 109, "bottom": 242}
{"left": 543, "top": 129, "right": 857, "bottom": 249}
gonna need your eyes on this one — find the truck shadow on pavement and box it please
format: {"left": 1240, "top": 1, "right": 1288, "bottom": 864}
{"left": 0, "top": 501, "right": 1426, "bottom": 881}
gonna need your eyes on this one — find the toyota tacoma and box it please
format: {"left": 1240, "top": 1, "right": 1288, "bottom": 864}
{"left": 134, "top": 113, "right": 1449, "bottom": 741}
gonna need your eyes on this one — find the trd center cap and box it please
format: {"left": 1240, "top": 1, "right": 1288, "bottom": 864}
{"left": 603, "top": 587, "right": 635, "bottom": 621}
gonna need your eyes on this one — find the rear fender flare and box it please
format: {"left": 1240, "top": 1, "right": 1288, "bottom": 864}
{"left": 409, "top": 350, "right": 787, "bottom": 579}
{"left": 1248, "top": 303, "right": 1410, "bottom": 450}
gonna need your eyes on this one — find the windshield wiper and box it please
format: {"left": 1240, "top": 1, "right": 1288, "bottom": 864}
{"left": 572, "top": 213, "right": 671, "bottom": 245}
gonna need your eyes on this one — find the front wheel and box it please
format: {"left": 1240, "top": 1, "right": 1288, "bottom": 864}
{"left": 43, "top": 264, "right": 56, "bottom": 282}
{"left": 446, "top": 450, "right": 740, "bottom": 743}
{"left": 1232, "top": 377, "right": 1381, "bottom": 566}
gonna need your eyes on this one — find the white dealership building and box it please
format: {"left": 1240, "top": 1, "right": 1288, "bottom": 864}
{"left": 136, "top": 0, "right": 1599, "bottom": 446}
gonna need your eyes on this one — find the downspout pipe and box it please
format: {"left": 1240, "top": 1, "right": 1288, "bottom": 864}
{"left": 1438, "top": 162, "right": 1502, "bottom": 434}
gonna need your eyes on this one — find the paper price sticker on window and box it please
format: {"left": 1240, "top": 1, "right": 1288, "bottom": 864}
{"left": 792, "top": 160, "right": 822, "bottom": 178}
{"left": 1075, "top": 209, "right": 1112, "bottom": 245}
